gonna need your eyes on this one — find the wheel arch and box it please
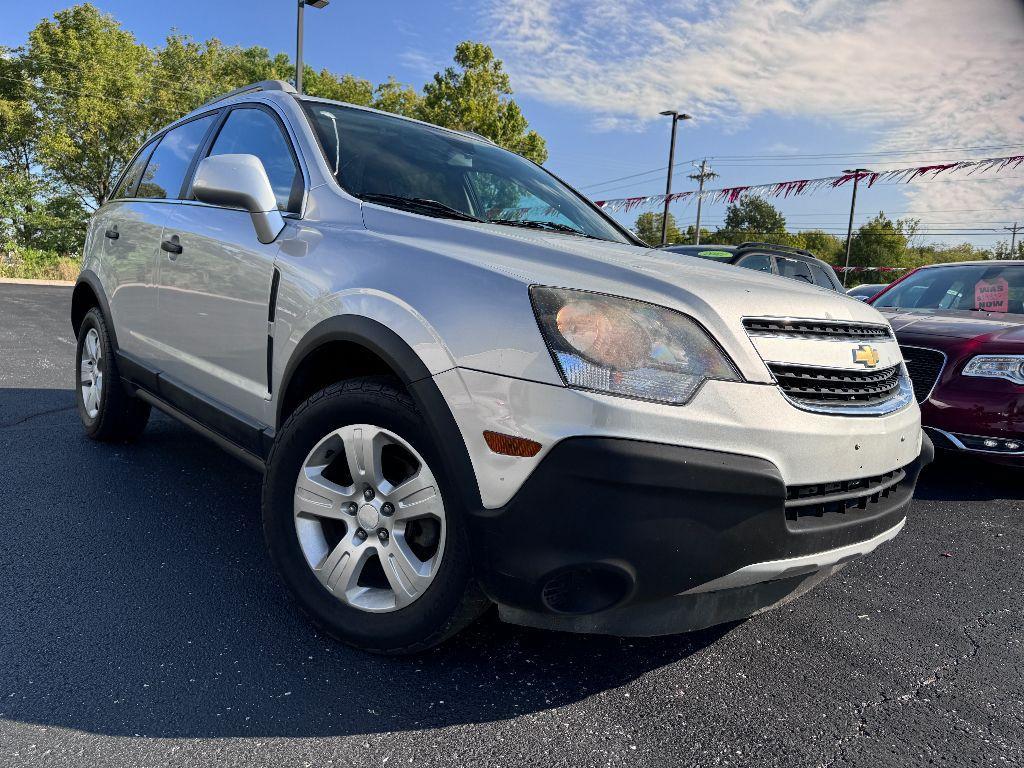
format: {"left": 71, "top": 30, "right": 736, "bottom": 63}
{"left": 71, "top": 270, "right": 117, "bottom": 348}
{"left": 276, "top": 315, "right": 483, "bottom": 511}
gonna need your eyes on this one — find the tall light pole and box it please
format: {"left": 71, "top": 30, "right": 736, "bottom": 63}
{"left": 842, "top": 168, "right": 872, "bottom": 287}
{"left": 1005, "top": 222, "right": 1022, "bottom": 258}
{"left": 688, "top": 159, "right": 718, "bottom": 245}
{"left": 659, "top": 110, "right": 692, "bottom": 246}
{"left": 295, "top": 0, "right": 330, "bottom": 95}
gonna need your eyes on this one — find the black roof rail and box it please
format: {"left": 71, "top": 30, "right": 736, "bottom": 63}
{"left": 200, "top": 80, "right": 297, "bottom": 109}
{"left": 735, "top": 241, "right": 815, "bottom": 258}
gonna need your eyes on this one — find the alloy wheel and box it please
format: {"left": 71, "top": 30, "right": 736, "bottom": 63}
{"left": 293, "top": 424, "right": 446, "bottom": 612}
{"left": 80, "top": 328, "right": 103, "bottom": 419}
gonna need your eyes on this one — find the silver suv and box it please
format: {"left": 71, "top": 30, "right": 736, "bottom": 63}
{"left": 72, "top": 80, "right": 932, "bottom": 653}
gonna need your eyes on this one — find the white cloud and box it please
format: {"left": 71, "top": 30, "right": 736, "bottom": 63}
{"left": 485, "top": 0, "right": 1024, "bottom": 231}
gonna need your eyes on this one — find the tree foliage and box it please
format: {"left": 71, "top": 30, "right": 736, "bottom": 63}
{"left": 633, "top": 212, "right": 682, "bottom": 246}
{"left": 715, "top": 195, "right": 788, "bottom": 244}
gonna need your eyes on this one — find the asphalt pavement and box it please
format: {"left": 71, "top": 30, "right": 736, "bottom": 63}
{"left": 1, "top": 283, "right": 1021, "bottom": 767}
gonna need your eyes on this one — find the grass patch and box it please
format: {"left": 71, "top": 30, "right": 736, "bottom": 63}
{"left": 0, "top": 246, "right": 80, "bottom": 281}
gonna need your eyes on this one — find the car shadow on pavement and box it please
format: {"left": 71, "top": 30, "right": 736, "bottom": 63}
{"left": 914, "top": 452, "right": 1024, "bottom": 502}
{"left": 1, "top": 388, "right": 730, "bottom": 739}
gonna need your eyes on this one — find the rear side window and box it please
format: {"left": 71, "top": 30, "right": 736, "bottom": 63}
{"left": 776, "top": 256, "right": 814, "bottom": 285}
{"left": 208, "top": 108, "right": 302, "bottom": 213}
{"left": 112, "top": 140, "right": 157, "bottom": 200}
{"left": 736, "top": 254, "right": 773, "bottom": 273}
{"left": 137, "top": 114, "right": 218, "bottom": 200}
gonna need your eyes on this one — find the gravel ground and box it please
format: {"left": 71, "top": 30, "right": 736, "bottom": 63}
{"left": 1, "top": 284, "right": 1021, "bottom": 767}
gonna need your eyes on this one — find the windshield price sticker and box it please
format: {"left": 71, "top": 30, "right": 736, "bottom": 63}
{"left": 975, "top": 277, "right": 1009, "bottom": 312}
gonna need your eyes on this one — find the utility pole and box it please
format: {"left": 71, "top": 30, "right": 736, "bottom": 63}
{"left": 1005, "top": 222, "right": 1022, "bottom": 259}
{"left": 687, "top": 159, "right": 719, "bottom": 245}
{"left": 658, "top": 110, "right": 692, "bottom": 246}
{"left": 842, "top": 168, "right": 872, "bottom": 287}
{"left": 295, "top": 0, "right": 330, "bottom": 95}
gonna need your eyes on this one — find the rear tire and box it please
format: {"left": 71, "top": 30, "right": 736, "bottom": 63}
{"left": 75, "top": 307, "right": 150, "bottom": 442}
{"left": 262, "top": 377, "right": 488, "bottom": 654}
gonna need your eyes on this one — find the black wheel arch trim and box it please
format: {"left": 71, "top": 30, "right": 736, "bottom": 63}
{"left": 72, "top": 270, "right": 118, "bottom": 348}
{"left": 278, "top": 315, "right": 483, "bottom": 510}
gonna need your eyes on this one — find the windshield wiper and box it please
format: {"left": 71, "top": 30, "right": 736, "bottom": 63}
{"left": 359, "top": 193, "right": 483, "bottom": 222}
{"left": 488, "top": 218, "right": 598, "bottom": 239}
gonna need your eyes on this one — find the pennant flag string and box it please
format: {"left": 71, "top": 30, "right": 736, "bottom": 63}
{"left": 591, "top": 154, "right": 1024, "bottom": 213}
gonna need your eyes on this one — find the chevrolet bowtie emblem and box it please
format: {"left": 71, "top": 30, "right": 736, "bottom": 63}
{"left": 852, "top": 344, "right": 881, "bottom": 368}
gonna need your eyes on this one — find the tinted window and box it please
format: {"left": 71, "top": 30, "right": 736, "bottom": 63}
{"left": 808, "top": 262, "right": 839, "bottom": 290}
{"left": 112, "top": 141, "right": 156, "bottom": 199}
{"left": 776, "top": 256, "right": 814, "bottom": 284}
{"left": 875, "top": 264, "right": 1024, "bottom": 314}
{"left": 736, "top": 254, "right": 773, "bottom": 273}
{"left": 137, "top": 114, "right": 217, "bottom": 200}
{"left": 208, "top": 108, "right": 301, "bottom": 213}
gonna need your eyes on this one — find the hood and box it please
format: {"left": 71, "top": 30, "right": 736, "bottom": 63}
{"left": 361, "top": 205, "right": 881, "bottom": 323}
{"left": 879, "top": 308, "right": 1024, "bottom": 345}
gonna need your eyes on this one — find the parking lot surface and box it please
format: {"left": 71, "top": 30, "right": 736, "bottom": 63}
{"left": 1, "top": 284, "right": 1021, "bottom": 767}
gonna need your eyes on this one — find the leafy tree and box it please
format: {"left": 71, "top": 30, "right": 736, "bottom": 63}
{"left": 791, "top": 230, "right": 844, "bottom": 264}
{"left": 683, "top": 224, "right": 713, "bottom": 244}
{"left": 26, "top": 3, "right": 156, "bottom": 207}
{"left": 372, "top": 77, "right": 422, "bottom": 118}
{"left": 848, "top": 212, "right": 909, "bottom": 269}
{"left": 634, "top": 212, "right": 681, "bottom": 246}
{"left": 418, "top": 42, "right": 547, "bottom": 164}
{"left": 715, "top": 195, "right": 787, "bottom": 244}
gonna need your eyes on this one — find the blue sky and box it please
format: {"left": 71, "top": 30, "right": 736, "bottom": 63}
{"left": 4, "top": 0, "right": 1023, "bottom": 246}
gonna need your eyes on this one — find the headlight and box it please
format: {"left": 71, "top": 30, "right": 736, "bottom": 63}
{"left": 963, "top": 355, "right": 1024, "bottom": 384}
{"left": 530, "top": 286, "right": 740, "bottom": 404}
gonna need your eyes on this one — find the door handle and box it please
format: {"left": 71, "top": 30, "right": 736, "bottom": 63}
{"left": 104, "top": 227, "right": 119, "bottom": 240}
{"left": 161, "top": 235, "right": 183, "bottom": 260}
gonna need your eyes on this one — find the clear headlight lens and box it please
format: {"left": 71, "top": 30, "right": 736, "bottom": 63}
{"left": 962, "top": 355, "right": 1024, "bottom": 384}
{"left": 530, "top": 286, "right": 740, "bottom": 404}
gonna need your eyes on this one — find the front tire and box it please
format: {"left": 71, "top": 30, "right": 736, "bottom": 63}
{"left": 75, "top": 307, "right": 150, "bottom": 442}
{"left": 262, "top": 378, "right": 487, "bottom": 654}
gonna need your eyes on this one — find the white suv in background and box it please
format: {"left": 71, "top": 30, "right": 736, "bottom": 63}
{"left": 72, "top": 80, "right": 932, "bottom": 653}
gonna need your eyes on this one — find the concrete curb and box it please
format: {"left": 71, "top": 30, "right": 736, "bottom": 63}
{"left": 0, "top": 277, "right": 75, "bottom": 287}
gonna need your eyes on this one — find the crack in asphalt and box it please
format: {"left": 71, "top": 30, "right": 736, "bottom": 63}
{"left": 0, "top": 404, "right": 76, "bottom": 429}
{"left": 820, "top": 609, "right": 1015, "bottom": 768}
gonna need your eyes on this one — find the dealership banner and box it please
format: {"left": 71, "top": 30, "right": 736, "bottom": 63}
{"left": 592, "top": 154, "right": 1024, "bottom": 213}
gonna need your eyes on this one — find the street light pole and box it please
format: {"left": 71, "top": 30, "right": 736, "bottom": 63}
{"left": 842, "top": 168, "right": 872, "bottom": 287}
{"left": 295, "top": 0, "right": 330, "bottom": 95}
{"left": 658, "top": 110, "right": 692, "bottom": 246}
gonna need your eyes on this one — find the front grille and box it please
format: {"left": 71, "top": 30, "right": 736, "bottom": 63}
{"left": 768, "top": 362, "right": 902, "bottom": 407}
{"left": 785, "top": 466, "right": 907, "bottom": 521}
{"left": 899, "top": 346, "right": 945, "bottom": 402}
{"left": 743, "top": 318, "right": 893, "bottom": 342}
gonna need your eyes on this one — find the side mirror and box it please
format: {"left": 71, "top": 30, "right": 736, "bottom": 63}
{"left": 192, "top": 154, "right": 286, "bottom": 244}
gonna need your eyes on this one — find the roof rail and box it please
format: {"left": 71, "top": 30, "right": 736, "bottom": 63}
{"left": 200, "top": 80, "right": 297, "bottom": 109}
{"left": 736, "top": 241, "right": 814, "bottom": 258}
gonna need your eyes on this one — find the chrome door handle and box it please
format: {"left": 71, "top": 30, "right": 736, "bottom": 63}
{"left": 161, "top": 236, "right": 183, "bottom": 259}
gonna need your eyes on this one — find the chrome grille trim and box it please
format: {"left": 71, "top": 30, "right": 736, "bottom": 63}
{"left": 743, "top": 317, "right": 893, "bottom": 342}
{"left": 899, "top": 345, "right": 947, "bottom": 403}
{"left": 767, "top": 362, "right": 915, "bottom": 416}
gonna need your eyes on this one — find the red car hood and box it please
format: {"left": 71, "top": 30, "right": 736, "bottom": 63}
{"left": 879, "top": 309, "right": 1024, "bottom": 346}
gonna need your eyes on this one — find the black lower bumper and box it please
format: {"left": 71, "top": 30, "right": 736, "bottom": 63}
{"left": 467, "top": 433, "right": 934, "bottom": 636}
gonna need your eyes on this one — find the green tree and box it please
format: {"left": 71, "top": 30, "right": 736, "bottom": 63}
{"left": 26, "top": 4, "right": 157, "bottom": 206}
{"left": 848, "top": 212, "right": 909, "bottom": 269}
{"left": 418, "top": 42, "right": 547, "bottom": 163}
{"left": 715, "top": 195, "right": 788, "bottom": 245}
{"left": 683, "top": 224, "right": 713, "bottom": 244}
{"left": 633, "top": 212, "right": 681, "bottom": 246}
{"left": 791, "top": 230, "right": 844, "bottom": 264}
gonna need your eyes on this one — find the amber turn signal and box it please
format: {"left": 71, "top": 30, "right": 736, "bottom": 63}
{"left": 483, "top": 430, "right": 542, "bottom": 457}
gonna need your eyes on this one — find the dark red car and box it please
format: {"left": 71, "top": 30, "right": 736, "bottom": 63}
{"left": 870, "top": 260, "right": 1024, "bottom": 465}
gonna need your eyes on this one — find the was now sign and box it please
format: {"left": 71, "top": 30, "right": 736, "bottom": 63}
{"left": 975, "top": 277, "right": 1009, "bottom": 312}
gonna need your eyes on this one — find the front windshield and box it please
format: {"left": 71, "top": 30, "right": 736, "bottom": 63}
{"left": 874, "top": 264, "right": 1024, "bottom": 315}
{"left": 302, "top": 101, "right": 631, "bottom": 244}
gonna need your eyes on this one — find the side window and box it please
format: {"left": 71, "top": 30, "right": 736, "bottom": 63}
{"left": 736, "top": 254, "right": 773, "bottom": 273}
{"left": 777, "top": 256, "right": 814, "bottom": 284}
{"left": 208, "top": 108, "right": 302, "bottom": 213}
{"left": 808, "top": 262, "right": 838, "bottom": 290}
{"left": 112, "top": 141, "right": 157, "bottom": 200}
{"left": 137, "top": 114, "right": 217, "bottom": 200}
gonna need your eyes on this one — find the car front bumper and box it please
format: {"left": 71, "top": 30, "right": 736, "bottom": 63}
{"left": 462, "top": 433, "right": 932, "bottom": 636}
{"left": 921, "top": 378, "right": 1024, "bottom": 465}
